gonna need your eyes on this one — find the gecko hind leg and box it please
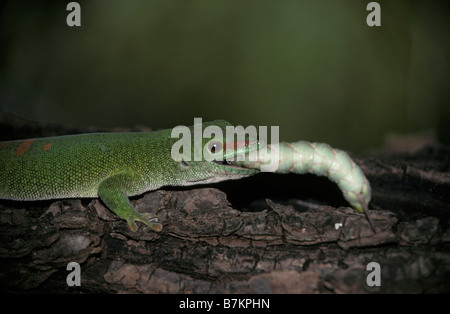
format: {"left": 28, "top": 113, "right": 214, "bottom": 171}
{"left": 98, "top": 174, "right": 163, "bottom": 232}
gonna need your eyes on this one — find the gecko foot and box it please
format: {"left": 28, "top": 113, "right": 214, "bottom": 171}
{"left": 127, "top": 213, "right": 163, "bottom": 232}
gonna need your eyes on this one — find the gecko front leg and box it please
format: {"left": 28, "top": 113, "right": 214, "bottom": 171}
{"left": 98, "top": 174, "right": 162, "bottom": 232}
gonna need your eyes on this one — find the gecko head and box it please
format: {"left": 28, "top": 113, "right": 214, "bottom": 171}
{"left": 183, "top": 137, "right": 260, "bottom": 182}
{"left": 206, "top": 135, "right": 260, "bottom": 176}
{"left": 174, "top": 120, "right": 261, "bottom": 181}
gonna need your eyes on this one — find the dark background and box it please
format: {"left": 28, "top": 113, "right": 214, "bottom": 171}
{"left": 1, "top": 0, "right": 449, "bottom": 152}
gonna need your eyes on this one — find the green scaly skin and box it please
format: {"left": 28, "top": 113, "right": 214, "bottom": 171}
{"left": 0, "top": 120, "right": 258, "bottom": 231}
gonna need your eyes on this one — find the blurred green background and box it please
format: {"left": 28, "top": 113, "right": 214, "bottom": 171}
{"left": 0, "top": 0, "right": 449, "bottom": 152}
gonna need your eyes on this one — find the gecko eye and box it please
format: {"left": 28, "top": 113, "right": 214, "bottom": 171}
{"left": 208, "top": 140, "right": 223, "bottom": 154}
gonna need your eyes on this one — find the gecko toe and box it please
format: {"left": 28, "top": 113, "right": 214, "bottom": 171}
{"left": 128, "top": 220, "right": 139, "bottom": 232}
{"left": 142, "top": 214, "right": 163, "bottom": 232}
{"left": 128, "top": 213, "right": 163, "bottom": 232}
{"left": 146, "top": 221, "right": 163, "bottom": 232}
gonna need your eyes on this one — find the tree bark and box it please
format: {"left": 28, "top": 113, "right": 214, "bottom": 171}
{"left": 1, "top": 111, "right": 449, "bottom": 293}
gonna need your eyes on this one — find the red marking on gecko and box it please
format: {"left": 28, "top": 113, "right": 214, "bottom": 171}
{"left": 0, "top": 142, "right": 9, "bottom": 150}
{"left": 16, "top": 139, "right": 36, "bottom": 156}
{"left": 223, "top": 140, "right": 250, "bottom": 151}
{"left": 43, "top": 143, "right": 53, "bottom": 151}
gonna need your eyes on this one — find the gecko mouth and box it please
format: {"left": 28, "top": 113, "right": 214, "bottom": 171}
{"left": 213, "top": 159, "right": 239, "bottom": 167}
{"left": 213, "top": 159, "right": 249, "bottom": 170}
{"left": 212, "top": 160, "right": 258, "bottom": 176}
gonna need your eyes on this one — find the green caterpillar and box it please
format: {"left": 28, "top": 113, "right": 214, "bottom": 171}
{"left": 236, "top": 141, "right": 375, "bottom": 230}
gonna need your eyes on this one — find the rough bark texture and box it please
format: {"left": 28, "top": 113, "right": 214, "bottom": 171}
{"left": 1, "top": 111, "right": 449, "bottom": 293}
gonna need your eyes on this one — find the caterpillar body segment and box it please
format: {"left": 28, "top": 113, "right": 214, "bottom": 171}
{"left": 236, "top": 141, "right": 375, "bottom": 230}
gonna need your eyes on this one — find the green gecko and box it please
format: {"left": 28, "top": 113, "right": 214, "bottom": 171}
{"left": 0, "top": 120, "right": 258, "bottom": 231}
{"left": 0, "top": 120, "right": 374, "bottom": 232}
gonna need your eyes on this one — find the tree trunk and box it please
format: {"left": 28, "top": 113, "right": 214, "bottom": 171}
{"left": 1, "top": 111, "right": 449, "bottom": 293}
